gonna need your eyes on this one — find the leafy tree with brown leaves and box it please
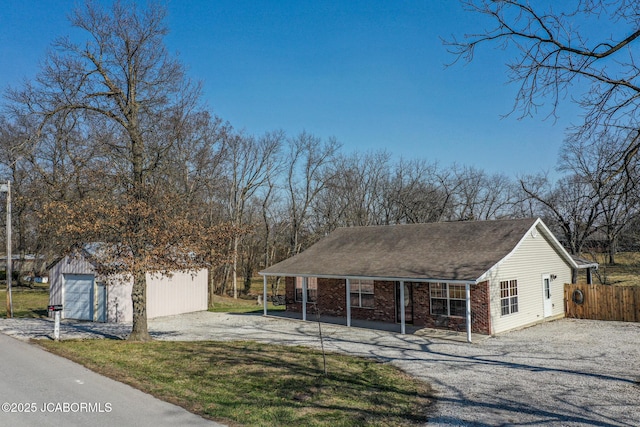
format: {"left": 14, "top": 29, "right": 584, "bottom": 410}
{"left": 7, "top": 1, "right": 226, "bottom": 340}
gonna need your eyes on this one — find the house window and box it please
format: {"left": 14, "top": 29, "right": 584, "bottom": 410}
{"left": 295, "top": 277, "right": 318, "bottom": 303}
{"left": 500, "top": 279, "right": 518, "bottom": 316}
{"left": 350, "top": 279, "right": 374, "bottom": 309}
{"left": 430, "top": 283, "right": 466, "bottom": 317}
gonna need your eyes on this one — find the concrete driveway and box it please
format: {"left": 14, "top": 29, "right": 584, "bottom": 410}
{"left": 1, "top": 313, "right": 639, "bottom": 426}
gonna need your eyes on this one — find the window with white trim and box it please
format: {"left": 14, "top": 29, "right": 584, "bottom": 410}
{"left": 295, "top": 277, "right": 317, "bottom": 303}
{"left": 429, "top": 283, "right": 466, "bottom": 317}
{"left": 350, "top": 279, "right": 374, "bottom": 309}
{"left": 500, "top": 279, "right": 518, "bottom": 315}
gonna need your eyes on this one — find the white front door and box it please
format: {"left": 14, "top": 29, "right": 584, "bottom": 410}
{"left": 542, "top": 274, "right": 553, "bottom": 317}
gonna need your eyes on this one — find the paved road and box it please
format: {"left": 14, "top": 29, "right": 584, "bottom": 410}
{"left": 0, "top": 333, "right": 222, "bottom": 427}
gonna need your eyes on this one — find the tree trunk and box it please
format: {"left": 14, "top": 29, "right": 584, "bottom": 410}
{"left": 219, "top": 264, "right": 229, "bottom": 295}
{"left": 128, "top": 270, "right": 152, "bottom": 341}
{"left": 608, "top": 234, "right": 617, "bottom": 264}
{"left": 232, "top": 235, "right": 239, "bottom": 299}
{"left": 244, "top": 264, "right": 253, "bottom": 295}
{"left": 208, "top": 267, "right": 214, "bottom": 307}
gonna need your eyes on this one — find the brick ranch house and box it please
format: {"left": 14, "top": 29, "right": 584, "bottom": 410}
{"left": 259, "top": 218, "right": 597, "bottom": 342}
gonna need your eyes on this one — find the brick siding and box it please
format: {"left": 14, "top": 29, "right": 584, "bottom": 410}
{"left": 285, "top": 277, "right": 492, "bottom": 335}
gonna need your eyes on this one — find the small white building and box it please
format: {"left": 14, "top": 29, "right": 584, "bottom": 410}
{"left": 49, "top": 246, "right": 208, "bottom": 323}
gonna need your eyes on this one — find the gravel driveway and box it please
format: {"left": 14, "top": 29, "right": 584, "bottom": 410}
{"left": 1, "top": 313, "right": 639, "bottom": 426}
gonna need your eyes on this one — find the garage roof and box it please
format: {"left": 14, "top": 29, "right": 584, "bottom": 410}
{"left": 260, "top": 218, "right": 578, "bottom": 282}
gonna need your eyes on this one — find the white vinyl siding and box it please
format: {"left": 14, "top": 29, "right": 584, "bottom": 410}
{"left": 107, "top": 270, "right": 209, "bottom": 322}
{"left": 145, "top": 270, "right": 208, "bottom": 320}
{"left": 483, "top": 224, "right": 572, "bottom": 334}
{"left": 50, "top": 252, "right": 208, "bottom": 323}
{"left": 49, "top": 255, "right": 96, "bottom": 308}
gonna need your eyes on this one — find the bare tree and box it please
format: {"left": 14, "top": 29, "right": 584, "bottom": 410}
{"left": 324, "top": 151, "right": 391, "bottom": 227}
{"left": 386, "top": 159, "right": 452, "bottom": 224}
{"left": 450, "top": 165, "right": 516, "bottom": 220}
{"left": 560, "top": 132, "right": 640, "bottom": 263}
{"left": 0, "top": 117, "right": 36, "bottom": 279}
{"left": 447, "top": 0, "right": 640, "bottom": 168}
{"left": 159, "top": 111, "right": 228, "bottom": 203}
{"left": 222, "top": 130, "right": 282, "bottom": 298}
{"left": 285, "top": 132, "right": 340, "bottom": 254}
{"left": 6, "top": 1, "right": 217, "bottom": 340}
{"left": 520, "top": 174, "right": 600, "bottom": 260}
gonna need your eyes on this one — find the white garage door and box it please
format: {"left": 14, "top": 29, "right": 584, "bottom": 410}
{"left": 64, "top": 274, "right": 94, "bottom": 320}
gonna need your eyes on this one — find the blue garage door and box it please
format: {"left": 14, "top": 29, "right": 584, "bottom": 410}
{"left": 64, "top": 274, "right": 94, "bottom": 320}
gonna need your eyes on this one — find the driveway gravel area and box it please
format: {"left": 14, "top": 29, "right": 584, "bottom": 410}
{"left": 1, "top": 312, "right": 639, "bottom": 426}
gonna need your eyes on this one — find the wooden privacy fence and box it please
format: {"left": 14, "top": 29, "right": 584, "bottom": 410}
{"left": 565, "top": 283, "right": 640, "bottom": 322}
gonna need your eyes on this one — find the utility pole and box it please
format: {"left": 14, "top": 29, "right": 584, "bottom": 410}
{"left": 1, "top": 181, "right": 12, "bottom": 318}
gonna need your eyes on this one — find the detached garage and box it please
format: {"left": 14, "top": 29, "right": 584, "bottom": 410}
{"left": 49, "top": 246, "right": 208, "bottom": 322}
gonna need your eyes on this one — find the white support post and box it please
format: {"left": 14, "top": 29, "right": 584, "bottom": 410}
{"left": 53, "top": 310, "right": 61, "bottom": 340}
{"left": 465, "top": 283, "right": 472, "bottom": 343}
{"left": 400, "top": 280, "right": 406, "bottom": 335}
{"left": 263, "top": 275, "right": 268, "bottom": 316}
{"left": 346, "top": 278, "right": 351, "bottom": 327}
{"left": 302, "top": 277, "right": 308, "bottom": 321}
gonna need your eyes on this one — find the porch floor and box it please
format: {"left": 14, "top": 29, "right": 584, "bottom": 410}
{"left": 266, "top": 310, "right": 489, "bottom": 343}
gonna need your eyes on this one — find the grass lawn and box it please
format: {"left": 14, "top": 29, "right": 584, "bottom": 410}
{"left": 209, "top": 294, "right": 285, "bottom": 313}
{"left": 209, "top": 276, "right": 288, "bottom": 314}
{"left": 38, "top": 339, "right": 433, "bottom": 426}
{"left": 579, "top": 252, "right": 640, "bottom": 285}
{"left": 604, "top": 252, "right": 640, "bottom": 285}
{"left": 0, "top": 284, "right": 50, "bottom": 318}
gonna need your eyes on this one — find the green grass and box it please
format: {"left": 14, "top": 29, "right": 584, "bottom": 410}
{"left": 38, "top": 339, "right": 433, "bottom": 426}
{"left": 210, "top": 276, "right": 287, "bottom": 313}
{"left": 578, "top": 252, "right": 640, "bottom": 286}
{"left": 209, "top": 294, "right": 285, "bottom": 313}
{"left": 0, "top": 284, "right": 50, "bottom": 318}
{"left": 0, "top": 281, "right": 284, "bottom": 317}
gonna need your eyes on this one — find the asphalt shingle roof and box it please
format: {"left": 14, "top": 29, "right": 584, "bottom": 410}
{"left": 261, "top": 218, "right": 540, "bottom": 282}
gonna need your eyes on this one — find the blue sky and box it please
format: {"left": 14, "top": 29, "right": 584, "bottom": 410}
{"left": 0, "top": 0, "right": 580, "bottom": 177}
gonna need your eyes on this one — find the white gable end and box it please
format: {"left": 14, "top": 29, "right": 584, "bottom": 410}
{"left": 479, "top": 222, "right": 574, "bottom": 334}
